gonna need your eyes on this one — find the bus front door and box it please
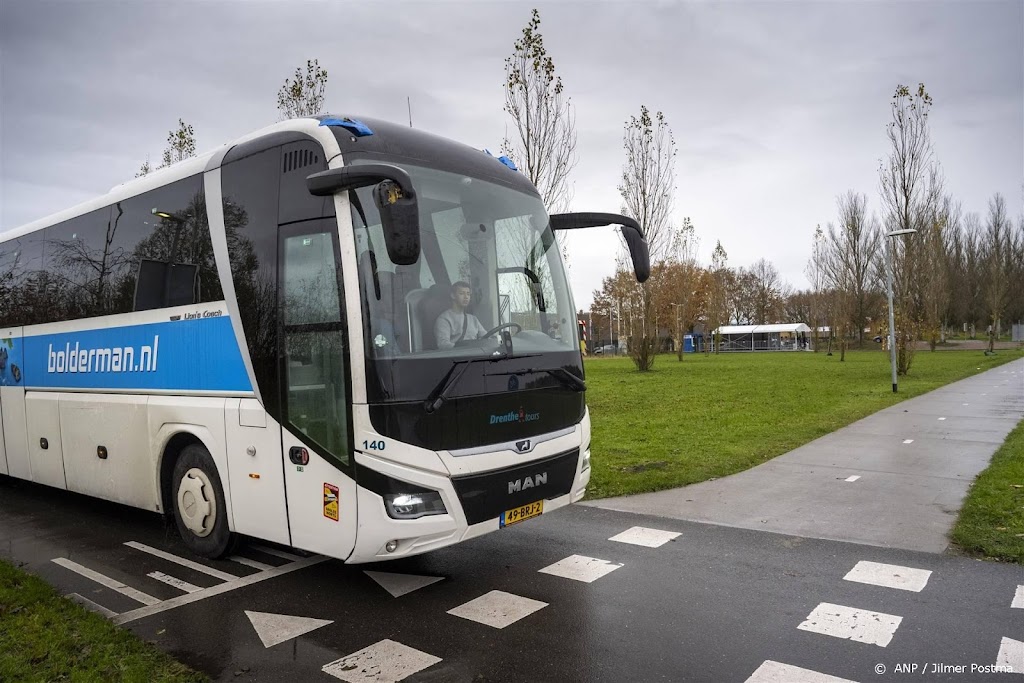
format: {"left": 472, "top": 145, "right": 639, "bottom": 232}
{"left": 278, "top": 221, "right": 357, "bottom": 560}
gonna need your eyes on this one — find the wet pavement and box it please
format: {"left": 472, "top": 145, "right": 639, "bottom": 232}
{"left": 2, "top": 475, "right": 1022, "bottom": 682}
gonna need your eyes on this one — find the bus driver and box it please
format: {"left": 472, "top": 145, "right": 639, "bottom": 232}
{"left": 435, "top": 281, "right": 488, "bottom": 349}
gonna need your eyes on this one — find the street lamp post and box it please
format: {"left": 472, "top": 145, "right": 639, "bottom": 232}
{"left": 884, "top": 228, "right": 918, "bottom": 393}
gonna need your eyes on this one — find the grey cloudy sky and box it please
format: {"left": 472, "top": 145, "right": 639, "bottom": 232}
{"left": 2, "top": 0, "right": 1021, "bottom": 311}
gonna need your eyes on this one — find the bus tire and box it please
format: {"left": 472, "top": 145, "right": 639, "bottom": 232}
{"left": 171, "top": 444, "right": 233, "bottom": 559}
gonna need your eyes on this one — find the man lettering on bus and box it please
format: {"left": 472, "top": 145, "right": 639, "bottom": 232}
{"left": 435, "top": 281, "right": 488, "bottom": 349}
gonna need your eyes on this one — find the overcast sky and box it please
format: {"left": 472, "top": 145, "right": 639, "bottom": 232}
{"left": 2, "top": 0, "right": 1021, "bottom": 311}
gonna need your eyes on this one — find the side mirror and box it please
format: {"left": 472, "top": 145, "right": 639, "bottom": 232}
{"left": 549, "top": 212, "right": 650, "bottom": 282}
{"left": 307, "top": 164, "right": 421, "bottom": 265}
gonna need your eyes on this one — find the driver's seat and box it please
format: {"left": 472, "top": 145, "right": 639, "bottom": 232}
{"left": 407, "top": 284, "right": 451, "bottom": 352}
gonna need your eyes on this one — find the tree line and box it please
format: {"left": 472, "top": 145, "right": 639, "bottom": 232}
{"left": 589, "top": 82, "right": 1022, "bottom": 373}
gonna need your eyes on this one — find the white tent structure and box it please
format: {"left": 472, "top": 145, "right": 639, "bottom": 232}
{"left": 713, "top": 323, "right": 812, "bottom": 352}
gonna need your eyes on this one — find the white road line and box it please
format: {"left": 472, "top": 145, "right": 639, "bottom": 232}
{"left": 113, "top": 554, "right": 328, "bottom": 625}
{"left": 147, "top": 571, "right": 202, "bottom": 594}
{"left": 229, "top": 556, "right": 275, "bottom": 571}
{"left": 844, "top": 476, "right": 861, "bottom": 482}
{"left": 902, "top": 439, "right": 914, "bottom": 444}
{"left": 1012, "top": 585, "right": 1024, "bottom": 609}
{"left": 608, "top": 526, "right": 680, "bottom": 547}
{"left": 52, "top": 557, "right": 160, "bottom": 606}
{"left": 447, "top": 590, "right": 547, "bottom": 629}
{"left": 938, "top": 417, "right": 946, "bottom": 421}
{"left": 250, "top": 544, "right": 303, "bottom": 562}
{"left": 843, "top": 561, "right": 932, "bottom": 592}
{"left": 66, "top": 592, "right": 119, "bottom": 619}
{"left": 745, "top": 660, "right": 856, "bottom": 683}
{"left": 538, "top": 554, "right": 623, "bottom": 583}
{"left": 124, "top": 541, "right": 237, "bottom": 582}
{"left": 323, "top": 639, "right": 442, "bottom": 682}
{"left": 797, "top": 602, "right": 902, "bottom": 647}
{"left": 997, "top": 637, "right": 1024, "bottom": 674}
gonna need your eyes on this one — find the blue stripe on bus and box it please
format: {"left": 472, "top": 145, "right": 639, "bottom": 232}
{"left": 13, "top": 316, "right": 252, "bottom": 393}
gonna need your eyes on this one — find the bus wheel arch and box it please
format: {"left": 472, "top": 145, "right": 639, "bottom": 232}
{"left": 159, "top": 432, "right": 235, "bottom": 558}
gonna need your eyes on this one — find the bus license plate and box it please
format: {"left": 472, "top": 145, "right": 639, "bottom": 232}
{"left": 501, "top": 500, "right": 543, "bottom": 528}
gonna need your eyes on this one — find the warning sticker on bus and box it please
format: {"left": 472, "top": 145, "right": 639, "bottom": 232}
{"left": 323, "top": 483, "right": 339, "bottom": 521}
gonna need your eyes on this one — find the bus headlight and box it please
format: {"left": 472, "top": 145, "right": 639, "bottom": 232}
{"left": 383, "top": 491, "right": 447, "bottom": 520}
{"left": 582, "top": 449, "right": 591, "bottom": 472}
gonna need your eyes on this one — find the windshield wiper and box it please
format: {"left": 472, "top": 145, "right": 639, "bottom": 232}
{"left": 487, "top": 365, "right": 586, "bottom": 393}
{"left": 424, "top": 352, "right": 509, "bottom": 414}
{"left": 543, "top": 367, "right": 586, "bottom": 392}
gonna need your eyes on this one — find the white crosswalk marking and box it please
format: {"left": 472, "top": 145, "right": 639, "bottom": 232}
{"left": 1012, "top": 585, "right": 1024, "bottom": 609}
{"left": 798, "top": 602, "right": 902, "bottom": 647}
{"left": 124, "top": 541, "right": 237, "bottom": 581}
{"left": 250, "top": 544, "right": 303, "bottom": 562}
{"left": 844, "top": 476, "right": 861, "bottom": 482}
{"left": 447, "top": 590, "right": 547, "bottom": 629}
{"left": 843, "top": 561, "right": 932, "bottom": 592}
{"left": 538, "top": 555, "right": 622, "bottom": 583}
{"left": 745, "top": 660, "right": 856, "bottom": 683}
{"left": 997, "top": 637, "right": 1024, "bottom": 674}
{"left": 52, "top": 557, "right": 159, "bottom": 606}
{"left": 609, "top": 526, "right": 680, "bottom": 547}
{"left": 66, "top": 592, "right": 118, "bottom": 618}
{"left": 147, "top": 571, "right": 202, "bottom": 594}
{"left": 229, "top": 555, "right": 274, "bottom": 571}
{"left": 323, "top": 639, "right": 441, "bottom": 682}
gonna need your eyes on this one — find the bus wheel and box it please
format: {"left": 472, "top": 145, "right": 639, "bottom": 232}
{"left": 171, "top": 444, "right": 233, "bottom": 558}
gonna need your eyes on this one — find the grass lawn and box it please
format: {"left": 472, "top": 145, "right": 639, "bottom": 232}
{"left": 583, "top": 348, "right": 1024, "bottom": 499}
{"left": 951, "top": 421, "right": 1024, "bottom": 563}
{"left": 0, "top": 558, "right": 206, "bottom": 682}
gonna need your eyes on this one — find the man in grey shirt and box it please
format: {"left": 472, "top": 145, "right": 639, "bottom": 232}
{"left": 435, "top": 281, "right": 489, "bottom": 349}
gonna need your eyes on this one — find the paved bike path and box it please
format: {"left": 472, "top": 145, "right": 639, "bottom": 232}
{"left": 585, "top": 358, "right": 1024, "bottom": 553}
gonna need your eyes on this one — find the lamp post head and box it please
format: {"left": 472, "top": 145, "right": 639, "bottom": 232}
{"left": 886, "top": 228, "right": 918, "bottom": 238}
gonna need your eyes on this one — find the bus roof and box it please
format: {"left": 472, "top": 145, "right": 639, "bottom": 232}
{"left": 1, "top": 115, "right": 539, "bottom": 245}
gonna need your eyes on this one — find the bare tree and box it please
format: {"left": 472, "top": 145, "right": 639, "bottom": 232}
{"left": 982, "top": 193, "right": 1012, "bottom": 352}
{"left": 277, "top": 59, "right": 328, "bottom": 120}
{"left": 748, "top": 258, "right": 783, "bottom": 324}
{"left": 502, "top": 9, "right": 577, "bottom": 214}
{"left": 826, "top": 191, "right": 881, "bottom": 350}
{"left": 617, "top": 105, "right": 677, "bottom": 371}
{"left": 805, "top": 224, "right": 826, "bottom": 351}
{"left": 161, "top": 119, "right": 196, "bottom": 168}
{"left": 878, "top": 83, "right": 942, "bottom": 375}
{"left": 919, "top": 194, "right": 954, "bottom": 349}
{"left": 705, "top": 241, "right": 730, "bottom": 354}
{"left": 619, "top": 105, "right": 676, "bottom": 263}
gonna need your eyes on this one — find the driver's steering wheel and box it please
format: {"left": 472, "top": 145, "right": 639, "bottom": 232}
{"left": 483, "top": 322, "right": 521, "bottom": 338}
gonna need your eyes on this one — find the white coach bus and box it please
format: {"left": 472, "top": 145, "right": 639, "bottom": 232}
{"left": 0, "top": 116, "right": 648, "bottom": 563}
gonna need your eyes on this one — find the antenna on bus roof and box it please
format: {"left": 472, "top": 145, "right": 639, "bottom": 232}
{"left": 407, "top": 97, "right": 413, "bottom": 128}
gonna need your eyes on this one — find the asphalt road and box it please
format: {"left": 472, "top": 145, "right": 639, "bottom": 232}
{"left": 1, "top": 476, "right": 1021, "bottom": 683}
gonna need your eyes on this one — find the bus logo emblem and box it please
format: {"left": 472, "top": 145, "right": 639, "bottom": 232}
{"left": 515, "top": 439, "right": 531, "bottom": 453}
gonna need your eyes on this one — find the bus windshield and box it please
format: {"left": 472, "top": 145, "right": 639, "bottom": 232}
{"left": 351, "top": 162, "right": 579, "bottom": 366}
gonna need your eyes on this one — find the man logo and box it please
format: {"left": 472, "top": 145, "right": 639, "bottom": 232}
{"left": 515, "top": 439, "right": 531, "bottom": 453}
{"left": 508, "top": 472, "right": 547, "bottom": 494}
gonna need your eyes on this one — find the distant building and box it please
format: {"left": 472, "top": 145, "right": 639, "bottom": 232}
{"left": 713, "top": 323, "right": 812, "bottom": 352}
